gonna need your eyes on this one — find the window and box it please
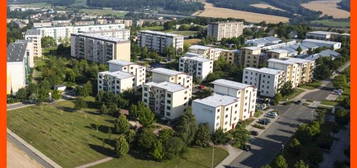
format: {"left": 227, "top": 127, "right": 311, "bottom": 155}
{"left": 225, "top": 115, "right": 228, "bottom": 118}
{"left": 167, "top": 94, "right": 172, "bottom": 98}
{"left": 166, "top": 106, "right": 171, "bottom": 110}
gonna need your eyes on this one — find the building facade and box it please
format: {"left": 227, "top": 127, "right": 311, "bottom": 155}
{"left": 178, "top": 53, "right": 213, "bottom": 81}
{"left": 243, "top": 67, "right": 285, "bottom": 97}
{"left": 108, "top": 60, "right": 146, "bottom": 87}
{"left": 142, "top": 81, "right": 190, "bottom": 120}
{"left": 193, "top": 94, "right": 241, "bottom": 132}
{"left": 211, "top": 79, "right": 257, "bottom": 120}
{"left": 151, "top": 68, "right": 193, "bottom": 95}
{"left": 79, "top": 29, "right": 130, "bottom": 40}
{"left": 138, "top": 30, "right": 184, "bottom": 54}
{"left": 97, "top": 71, "right": 135, "bottom": 94}
{"left": 242, "top": 47, "right": 262, "bottom": 68}
{"left": 71, "top": 33, "right": 131, "bottom": 64}
{"left": 207, "top": 21, "right": 244, "bottom": 41}
{"left": 24, "top": 29, "right": 42, "bottom": 57}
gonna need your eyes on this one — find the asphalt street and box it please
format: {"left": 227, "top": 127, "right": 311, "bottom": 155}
{"left": 230, "top": 103, "right": 315, "bottom": 168}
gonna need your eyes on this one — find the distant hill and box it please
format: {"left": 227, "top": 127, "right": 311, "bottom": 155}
{"left": 338, "top": 0, "right": 350, "bottom": 11}
{"left": 206, "top": 0, "right": 322, "bottom": 22}
{"left": 86, "top": 0, "right": 204, "bottom": 15}
{"left": 8, "top": 0, "right": 76, "bottom": 6}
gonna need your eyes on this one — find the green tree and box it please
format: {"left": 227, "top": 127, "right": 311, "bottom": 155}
{"left": 231, "top": 125, "right": 250, "bottom": 148}
{"left": 280, "top": 81, "right": 293, "bottom": 96}
{"left": 115, "top": 135, "right": 129, "bottom": 157}
{"left": 137, "top": 103, "right": 155, "bottom": 127}
{"left": 52, "top": 90, "right": 61, "bottom": 100}
{"left": 114, "top": 115, "right": 130, "bottom": 134}
{"left": 175, "top": 108, "right": 197, "bottom": 145}
{"left": 164, "top": 137, "right": 186, "bottom": 159}
{"left": 41, "top": 36, "right": 57, "bottom": 48}
{"left": 137, "top": 128, "right": 157, "bottom": 152}
{"left": 274, "top": 93, "right": 282, "bottom": 105}
{"left": 150, "top": 141, "right": 165, "bottom": 161}
{"left": 125, "top": 129, "right": 136, "bottom": 144}
{"left": 193, "top": 123, "right": 211, "bottom": 147}
{"left": 100, "top": 104, "right": 109, "bottom": 114}
{"left": 74, "top": 98, "right": 87, "bottom": 110}
{"left": 158, "top": 129, "right": 175, "bottom": 143}
{"left": 212, "top": 129, "right": 229, "bottom": 144}
{"left": 129, "top": 104, "right": 139, "bottom": 120}
{"left": 261, "top": 165, "right": 272, "bottom": 168}
{"left": 288, "top": 138, "right": 301, "bottom": 155}
{"left": 271, "top": 155, "right": 288, "bottom": 168}
{"left": 294, "top": 160, "right": 309, "bottom": 168}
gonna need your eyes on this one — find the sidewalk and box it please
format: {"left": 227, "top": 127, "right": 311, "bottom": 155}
{"left": 215, "top": 144, "right": 242, "bottom": 168}
{"left": 75, "top": 157, "right": 113, "bottom": 168}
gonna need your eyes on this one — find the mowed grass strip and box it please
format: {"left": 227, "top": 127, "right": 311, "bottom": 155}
{"left": 93, "top": 147, "right": 228, "bottom": 168}
{"left": 7, "top": 100, "right": 116, "bottom": 168}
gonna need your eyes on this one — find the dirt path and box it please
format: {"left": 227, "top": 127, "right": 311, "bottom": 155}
{"left": 194, "top": 2, "right": 289, "bottom": 23}
{"left": 7, "top": 141, "right": 43, "bottom": 168}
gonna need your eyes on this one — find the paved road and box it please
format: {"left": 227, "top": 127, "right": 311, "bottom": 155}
{"left": 230, "top": 103, "right": 315, "bottom": 168}
{"left": 302, "top": 82, "right": 334, "bottom": 101}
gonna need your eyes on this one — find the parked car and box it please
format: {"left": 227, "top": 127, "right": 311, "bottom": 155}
{"left": 264, "top": 113, "right": 276, "bottom": 119}
{"left": 258, "top": 118, "right": 270, "bottom": 125}
{"left": 267, "top": 111, "right": 279, "bottom": 117}
{"left": 241, "top": 144, "right": 252, "bottom": 151}
{"left": 294, "top": 100, "right": 302, "bottom": 104}
{"left": 250, "top": 130, "right": 258, "bottom": 136}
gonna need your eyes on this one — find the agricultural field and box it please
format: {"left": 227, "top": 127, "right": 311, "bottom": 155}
{"left": 8, "top": 98, "right": 228, "bottom": 168}
{"left": 250, "top": 3, "right": 285, "bottom": 11}
{"left": 301, "top": 0, "right": 350, "bottom": 19}
{"left": 194, "top": 2, "right": 289, "bottom": 24}
{"left": 80, "top": 8, "right": 127, "bottom": 17}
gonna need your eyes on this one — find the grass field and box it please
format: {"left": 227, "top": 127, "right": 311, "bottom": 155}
{"left": 301, "top": 0, "right": 350, "bottom": 19}
{"left": 282, "top": 88, "right": 305, "bottom": 101}
{"left": 185, "top": 39, "right": 202, "bottom": 46}
{"left": 80, "top": 9, "right": 127, "bottom": 17}
{"left": 321, "top": 100, "right": 339, "bottom": 106}
{"left": 141, "top": 26, "right": 165, "bottom": 31}
{"left": 195, "top": 2, "right": 289, "bottom": 23}
{"left": 299, "top": 81, "right": 322, "bottom": 90}
{"left": 167, "top": 31, "right": 197, "bottom": 36}
{"left": 93, "top": 147, "right": 228, "bottom": 168}
{"left": 8, "top": 99, "right": 228, "bottom": 167}
{"left": 310, "top": 19, "right": 350, "bottom": 28}
{"left": 8, "top": 3, "right": 52, "bottom": 8}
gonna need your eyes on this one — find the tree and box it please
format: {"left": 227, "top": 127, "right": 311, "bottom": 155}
{"left": 297, "top": 46, "right": 302, "bottom": 55}
{"left": 175, "top": 108, "right": 197, "bottom": 145}
{"left": 164, "top": 137, "right": 186, "bottom": 159}
{"left": 41, "top": 36, "right": 57, "bottom": 48}
{"left": 114, "top": 115, "right": 130, "bottom": 134}
{"left": 294, "top": 160, "right": 309, "bottom": 168}
{"left": 230, "top": 125, "right": 250, "bottom": 148}
{"left": 125, "top": 129, "right": 136, "bottom": 144}
{"left": 280, "top": 81, "right": 293, "bottom": 96}
{"left": 52, "top": 90, "right": 61, "bottom": 100}
{"left": 288, "top": 138, "right": 301, "bottom": 155}
{"left": 100, "top": 104, "right": 109, "bottom": 114}
{"left": 150, "top": 141, "right": 165, "bottom": 161}
{"left": 193, "top": 123, "right": 211, "bottom": 147}
{"left": 261, "top": 165, "right": 272, "bottom": 168}
{"left": 129, "top": 104, "right": 139, "bottom": 120}
{"left": 158, "top": 129, "right": 175, "bottom": 143}
{"left": 115, "top": 135, "right": 129, "bottom": 157}
{"left": 212, "top": 129, "right": 229, "bottom": 144}
{"left": 274, "top": 93, "right": 283, "bottom": 105}
{"left": 271, "top": 155, "right": 288, "bottom": 168}
{"left": 136, "top": 128, "right": 157, "bottom": 152}
{"left": 74, "top": 98, "right": 87, "bottom": 110}
{"left": 137, "top": 103, "right": 155, "bottom": 127}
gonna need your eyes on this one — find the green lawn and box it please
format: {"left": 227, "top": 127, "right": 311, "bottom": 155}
{"left": 93, "top": 147, "right": 228, "bottom": 168}
{"left": 282, "top": 88, "right": 305, "bottom": 101}
{"left": 310, "top": 19, "right": 350, "bottom": 28}
{"left": 299, "top": 81, "right": 322, "bottom": 90}
{"left": 141, "top": 26, "right": 165, "bottom": 31}
{"left": 321, "top": 100, "right": 339, "bottom": 106}
{"left": 167, "top": 31, "right": 197, "bottom": 36}
{"left": 8, "top": 99, "right": 228, "bottom": 168}
{"left": 80, "top": 9, "right": 127, "bottom": 17}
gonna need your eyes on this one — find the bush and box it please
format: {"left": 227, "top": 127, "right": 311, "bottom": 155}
{"left": 252, "top": 124, "right": 265, "bottom": 129}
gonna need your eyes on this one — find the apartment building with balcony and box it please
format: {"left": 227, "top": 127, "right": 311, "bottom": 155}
{"left": 24, "top": 29, "right": 42, "bottom": 57}
{"left": 108, "top": 60, "right": 146, "bottom": 87}
{"left": 242, "top": 46, "right": 262, "bottom": 68}
{"left": 207, "top": 21, "right": 244, "bottom": 41}
{"left": 178, "top": 53, "right": 213, "bottom": 81}
{"left": 151, "top": 68, "right": 193, "bottom": 95}
{"left": 71, "top": 33, "right": 130, "bottom": 64}
{"left": 97, "top": 71, "right": 135, "bottom": 94}
{"left": 79, "top": 29, "right": 130, "bottom": 40}
{"left": 138, "top": 30, "right": 184, "bottom": 54}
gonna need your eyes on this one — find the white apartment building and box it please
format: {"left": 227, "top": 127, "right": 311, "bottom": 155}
{"left": 243, "top": 67, "right": 285, "bottom": 97}
{"left": 151, "top": 68, "right": 193, "bottom": 93}
{"left": 71, "top": 33, "right": 131, "bottom": 64}
{"left": 79, "top": 29, "right": 130, "bottom": 40}
{"left": 193, "top": 94, "right": 241, "bottom": 132}
{"left": 268, "top": 58, "right": 315, "bottom": 88}
{"left": 188, "top": 45, "right": 222, "bottom": 61}
{"left": 32, "top": 24, "right": 125, "bottom": 42}
{"left": 138, "top": 30, "right": 184, "bottom": 54}
{"left": 302, "top": 39, "right": 341, "bottom": 50}
{"left": 24, "top": 29, "right": 42, "bottom": 57}
{"left": 207, "top": 21, "right": 244, "bottom": 41}
{"left": 7, "top": 40, "right": 34, "bottom": 94}
{"left": 97, "top": 71, "right": 135, "bottom": 94}
{"left": 142, "top": 81, "right": 190, "bottom": 120}
{"left": 306, "top": 31, "right": 335, "bottom": 40}
{"left": 211, "top": 79, "right": 257, "bottom": 120}
{"left": 242, "top": 46, "right": 262, "bottom": 68}
{"left": 108, "top": 60, "right": 146, "bottom": 87}
{"left": 178, "top": 53, "right": 213, "bottom": 81}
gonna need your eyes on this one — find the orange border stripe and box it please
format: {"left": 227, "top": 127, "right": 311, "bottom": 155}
{"left": 1, "top": 0, "right": 7, "bottom": 167}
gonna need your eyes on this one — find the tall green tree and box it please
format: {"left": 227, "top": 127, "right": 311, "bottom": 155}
{"left": 41, "top": 36, "right": 57, "bottom": 48}
{"left": 137, "top": 103, "right": 155, "bottom": 127}
{"left": 114, "top": 115, "right": 130, "bottom": 134}
{"left": 115, "top": 135, "right": 129, "bottom": 157}
{"left": 271, "top": 155, "right": 288, "bottom": 168}
{"left": 175, "top": 108, "right": 198, "bottom": 145}
{"left": 294, "top": 160, "right": 309, "bottom": 168}
{"left": 193, "top": 123, "right": 211, "bottom": 147}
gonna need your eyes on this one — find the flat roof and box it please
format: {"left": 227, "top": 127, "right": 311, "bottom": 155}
{"left": 194, "top": 94, "right": 239, "bottom": 107}
{"left": 243, "top": 46, "right": 261, "bottom": 51}
{"left": 303, "top": 39, "right": 340, "bottom": 45}
{"left": 189, "top": 45, "right": 211, "bottom": 50}
{"left": 100, "top": 71, "right": 134, "bottom": 79}
{"left": 307, "top": 31, "right": 338, "bottom": 35}
{"left": 268, "top": 58, "right": 294, "bottom": 65}
{"left": 268, "top": 58, "right": 313, "bottom": 65}
{"left": 25, "top": 29, "right": 41, "bottom": 36}
{"left": 7, "top": 40, "right": 29, "bottom": 62}
{"left": 108, "top": 60, "right": 135, "bottom": 66}
{"left": 268, "top": 49, "right": 288, "bottom": 54}
{"left": 146, "top": 81, "right": 187, "bottom": 92}
{"left": 140, "top": 30, "right": 183, "bottom": 37}
{"left": 72, "top": 33, "right": 129, "bottom": 43}
{"left": 211, "top": 79, "right": 252, "bottom": 90}
{"left": 245, "top": 67, "right": 283, "bottom": 75}
{"left": 151, "top": 68, "right": 183, "bottom": 76}
{"left": 181, "top": 56, "right": 211, "bottom": 62}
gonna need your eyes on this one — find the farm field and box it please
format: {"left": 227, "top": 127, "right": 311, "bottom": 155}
{"left": 194, "top": 2, "right": 289, "bottom": 23}
{"left": 250, "top": 3, "right": 285, "bottom": 11}
{"left": 80, "top": 9, "right": 127, "bottom": 17}
{"left": 7, "top": 98, "right": 228, "bottom": 168}
{"left": 301, "top": 0, "right": 350, "bottom": 19}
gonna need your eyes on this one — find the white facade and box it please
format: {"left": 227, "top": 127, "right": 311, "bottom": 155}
{"left": 193, "top": 94, "right": 241, "bottom": 132}
{"left": 212, "top": 79, "right": 257, "bottom": 120}
{"left": 243, "top": 67, "right": 285, "bottom": 97}
{"left": 178, "top": 53, "right": 213, "bottom": 81}
{"left": 71, "top": 33, "right": 131, "bottom": 63}
{"left": 24, "top": 29, "right": 42, "bottom": 57}
{"left": 306, "top": 31, "right": 334, "bottom": 40}
{"left": 33, "top": 24, "right": 125, "bottom": 42}
{"left": 79, "top": 29, "right": 130, "bottom": 40}
{"left": 108, "top": 60, "right": 146, "bottom": 87}
{"left": 188, "top": 45, "right": 222, "bottom": 61}
{"left": 138, "top": 30, "right": 184, "bottom": 54}
{"left": 142, "top": 81, "right": 190, "bottom": 120}
{"left": 302, "top": 39, "right": 341, "bottom": 50}
{"left": 151, "top": 68, "right": 193, "bottom": 96}
{"left": 97, "top": 71, "right": 135, "bottom": 94}
{"left": 207, "top": 21, "right": 244, "bottom": 41}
